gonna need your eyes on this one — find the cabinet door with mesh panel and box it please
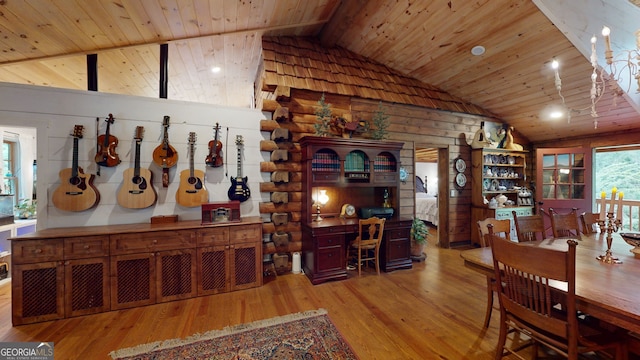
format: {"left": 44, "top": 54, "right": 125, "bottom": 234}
{"left": 12, "top": 262, "right": 64, "bottom": 325}
{"left": 156, "top": 249, "right": 197, "bottom": 302}
{"left": 111, "top": 253, "right": 155, "bottom": 310}
{"left": 65, "top": 257, "right": 110, "bottom": 317}
{"left": 230, "top": 242, "right": 261, "bottom": 291}
{"left": 197, "top": 245, "right": 229, "bottom": 296}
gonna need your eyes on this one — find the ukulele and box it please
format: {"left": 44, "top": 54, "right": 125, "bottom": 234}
{"left": 205, "top": 123, "right": 223, "bottom": 167}
{"left": 117, "top": 126, "right": 157, "bottom": 209}
{"left": 227, "top": 135, "right": 251, "bottom": 202}
{"left": 176, "top": 132, "right": 209, "bottom": 207}
{"left": 95, "top": 113, "right": 121, "bottom": 167}
{"left": 52, "top": 125, "right": 101, "bottom": 211}
{"left": 152, "top": 115, "right": 178, "bottom": 187}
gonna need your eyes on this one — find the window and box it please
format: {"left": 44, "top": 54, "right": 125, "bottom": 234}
{"left": 542, "top": 152, "right": 585, "bottom": 200}
{"left": 2, "top": 141, "right": 16, "bottom": 195}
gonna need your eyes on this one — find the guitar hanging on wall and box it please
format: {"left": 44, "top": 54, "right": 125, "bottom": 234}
{"left": 95, "top": 113, "right": 121, "bottom": 167}
{"left": 152, "top": 115, "right": 178, "bottom": 187}
{"left": 52, "top": 125, "right": 101, "bottom": 211}
{"left": 117, "top": 126, "right": 157, "bottom": 209}
{"left": 205, "top": 122, "right": 223, "bottom": 167}
{"left": 176, "top": 132, "right": 209, "bottom": 207}
{"left": 228, "top": 135, "right": 251, "bottom": 202}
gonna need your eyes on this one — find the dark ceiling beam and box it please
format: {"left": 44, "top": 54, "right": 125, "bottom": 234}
{"left": 87, "top": 54, "right": 97, "bottom": 91}
{"left": 159, "top": 44, "right": 168, "bottom": 99}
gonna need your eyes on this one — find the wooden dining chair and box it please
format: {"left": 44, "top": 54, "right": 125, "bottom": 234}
{"left": 550, "top": 208, "right": 581, "bottom": 239}
{"left": 489, "top": 234, "right": 628, "bottom": 359}
{"left": 346, "top": 217, "right": 385, "bottom": 276}
{"left": 512, "top": 210, "right": 546, "bottom": 242}
{"left": 580, "top": 212, "right": 601, "bottom": 235}
{"left": 475, "top": 218, "right": 511, "bottom": 328}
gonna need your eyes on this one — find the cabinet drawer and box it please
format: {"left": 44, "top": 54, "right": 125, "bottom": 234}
{"left": 197, "top": 227, "right": 229, "bottom": 246}
{"left": 374, "top": 172, "right": 397, "bottom": 183}
{"left": 312, "top": 226, "right": 346, "bottom": 236}
{"left": 385, "top": 228, "right": 409, "bottom": 240}
{"left": 229, "top": 225, "right": 261, "bottom": 244}
{"left": 111, "top": 230, "right": 196, "bottom": 255}
{"left": 64, "top": 235, "right": 109, "bottom": 259}
{"left": 317, "top": 234, "right": 344, "bottom": 248}
{"left": 12, "top": 239, "right": 63, "bottom": 264}
{"left": 317, "top": 247, "right": 343, "bottom": 272}
{"left": 312, "top": 173, "right": 340, "bottom": 182}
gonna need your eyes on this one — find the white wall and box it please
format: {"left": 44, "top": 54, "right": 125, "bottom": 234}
{"left": 0, "top": 83, "right": 268, "bottom": 230}
{"left": 415, "top": 162, "right": 438, "bottom": 195}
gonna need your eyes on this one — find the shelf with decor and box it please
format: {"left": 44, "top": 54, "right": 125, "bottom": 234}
{"left": 471, "top": 147, "right": 533, "bottom": 245}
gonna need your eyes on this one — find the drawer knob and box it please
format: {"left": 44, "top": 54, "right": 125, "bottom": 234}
{"left": 34, "top": 248, "right": 42, "bottom": 254}
{"left": 152, "top": 240, "right": 158, "bottom": 244}
{"left": 83, "top": 245, "right": 90, "bottom": 249}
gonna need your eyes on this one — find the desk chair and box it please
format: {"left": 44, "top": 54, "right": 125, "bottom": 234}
{"left": 346, "top": 217, "right": 385, "bottom": 276}
{"left": 489, "top": 234, "right": 628, "bottom": 359}
{"left": 512, "top": 211, "right": 545, "bottom": 242}
{"left": 476, "top": 218, "right": 511, "bottom": 328}
{"left": 580, "top": 212, "right": 601, "bottom": 235}
{"left": 550, "top": 208, "right": 581, "bottom": 239}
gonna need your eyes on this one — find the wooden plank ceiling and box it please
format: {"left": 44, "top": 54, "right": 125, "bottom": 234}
{"left": 0, "top": 0, "right": 638, "bottom": 143}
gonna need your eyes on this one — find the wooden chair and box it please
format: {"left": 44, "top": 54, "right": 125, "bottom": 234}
{"left": 550, "top": 208, "right": 582, "bottom": 239}
{"left": 489, "top": 234, "right": 628, "bottom": 359}
{"left": 512, "top": 210, "right": 546, "bottom": 242}
{"left": 346, "top": 217, "right": 385, "bottom": 276}
{"left": 580, "top": 212, "right": 601, "bottom": 235}
{"left": 475, "top": 218, "right": 511, "bottom": 328}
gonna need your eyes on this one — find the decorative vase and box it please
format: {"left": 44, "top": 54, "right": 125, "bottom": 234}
{"left": 411, "top": 241, "right": 425, "bottom": 257}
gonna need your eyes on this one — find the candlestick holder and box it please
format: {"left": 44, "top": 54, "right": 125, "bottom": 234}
{"left": 596, "top": 212, "right": 622, "bottom": 264}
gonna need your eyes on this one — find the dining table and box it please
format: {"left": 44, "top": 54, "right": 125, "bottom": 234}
{"left": 460, "top": 232, "right": 640, "bottom": 333}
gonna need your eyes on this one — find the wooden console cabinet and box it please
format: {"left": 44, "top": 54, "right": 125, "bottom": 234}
{"left": 300, "top": 137, "right": 412, "bottom": 284}
{"left": 10, "top": 217, "right": 262, "bottom": 325}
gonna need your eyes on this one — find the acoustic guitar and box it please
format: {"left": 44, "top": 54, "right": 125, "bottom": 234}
{"left": 176, "top": 132, "right": 209, "bottom": 207}
{"left": 152, "top": 115, "right": 178, "bottom": 187}
{"left": 227, "top": 135, "right": 251, "bottom": 202}
{"left": 117, "top": 126, "right": 157, "bottom": 209}
{"left": 52, "top": 125, "right": 101, "bottom": 212}
{"left": 95, "top": 113, "right": 121, "bottom": 167}
{"left": 205, "top": 122, "right": 223, "bottom": 167}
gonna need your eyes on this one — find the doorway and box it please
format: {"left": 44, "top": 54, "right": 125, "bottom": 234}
{"left": 415, "top": 146, "right": 448, "bottom": 247}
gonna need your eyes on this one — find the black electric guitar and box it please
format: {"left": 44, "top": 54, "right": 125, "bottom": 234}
{"left": 52, "top": 125, "right": 101, "bottom": 211}
{"left": 117, "top": 126, "right": 157, "bottom": 209}
{"left": 176, "top": 132, "right": 209, "bottom": 207}
{"left": 228, "top": 135, "right": 251, "bottom": 202}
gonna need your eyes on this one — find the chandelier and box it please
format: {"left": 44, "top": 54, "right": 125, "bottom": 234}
{"left": 551, "top": 26, "right": 640, "bottom": 129}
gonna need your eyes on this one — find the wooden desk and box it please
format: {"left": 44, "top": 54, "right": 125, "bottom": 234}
{"left": 460, "top": 233, "right": 640, "bottom": 333}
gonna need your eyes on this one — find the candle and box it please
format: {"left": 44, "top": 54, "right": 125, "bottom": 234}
{"left": 590, "top": 35, "right": 598, "bottom": 68}
{"left": 551, "top": 59, "right": 562, "bottom": 91}
{"left": 610, "top": 187, "right": 617, "bottom": 213}
{"left": 600, "top": 191, "right": 606, "bottom": 219}
{"left": 602, "top": 26, "right": 613, "bottom": 64}
{"left": 618, "top": 191, "right": 624, "bottom": 220}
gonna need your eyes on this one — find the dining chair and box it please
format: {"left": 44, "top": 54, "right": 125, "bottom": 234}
{"left": 512, "top": 210, "right": 546, "bottom": 242}
{"left": 550, "top": 208, "right": 582, "bottom": 239}
{"left": 346, "top": 217, "right": 385, "bottom": 276}
{"left": 580, "top": 212, "right": 601, "bottom": 235}
{"left": 489, "top": 234, "right": 628, "bottom": 359}
{"left": 475, "top": 218, "right": 511, "bottom": 328}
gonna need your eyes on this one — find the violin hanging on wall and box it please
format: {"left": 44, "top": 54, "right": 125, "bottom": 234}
{"left": 205, "top": 122, "right": 223, "bottom": 167}
{"left": 95, "top": 114, "right": 121, "bottom": 167}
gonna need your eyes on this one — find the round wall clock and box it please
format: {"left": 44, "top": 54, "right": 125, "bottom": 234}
{"left": 455, "top": 158, "right": 466, "bottom": 173}
{"left": 455, "top": 172, "right": 467, "bottom": 188}
{"left": 399, "top": 167, "right": 408, "bottom": 183}
{"left": 340, "top": 204, "right": 357, "bottom": 218}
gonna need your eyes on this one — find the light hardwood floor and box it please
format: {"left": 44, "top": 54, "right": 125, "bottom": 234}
{"left": 0, "top": 236, "right": 535, "bottom": 360}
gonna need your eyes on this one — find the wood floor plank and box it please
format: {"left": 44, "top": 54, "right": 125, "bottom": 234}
{"left": 0, "top": 238, "right": 538, "bottom": 360}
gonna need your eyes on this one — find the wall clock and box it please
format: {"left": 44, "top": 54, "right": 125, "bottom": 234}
{"left": 399, "top": 167, "right": 408, "bottom": 183}
{"left": 340, "top": 203, "right": 357, "bottom": 218}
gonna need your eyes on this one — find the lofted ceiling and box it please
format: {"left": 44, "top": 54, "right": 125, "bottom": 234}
{"left": 0, "top": 0, "right": 638, "bottom": 143}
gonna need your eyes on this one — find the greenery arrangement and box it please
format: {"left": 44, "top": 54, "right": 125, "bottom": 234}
{"left": 15, "top": 198, "right": 36, "bottom": 219}
{"left": 410, "top": 217, "right": 428, "bottom": 245}
{"left": 314, "top": 93, "right": 332, "bottom": 137}
{"left": 370, "top": 102, "right": 390, "bottom": 140}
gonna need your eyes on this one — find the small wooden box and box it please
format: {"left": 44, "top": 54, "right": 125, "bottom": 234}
{"left": 202, "top": 201, "right": 241, "bottom": 224}
{"left": 150, "top": 215, "right": 179, "bottom": 224}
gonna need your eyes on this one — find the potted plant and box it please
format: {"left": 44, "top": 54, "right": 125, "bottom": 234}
{"left": 15, "top": 199, "right": 36, "bottom": 219}
{"left": 410, "top": 217, "right": 428, "bottom": 259}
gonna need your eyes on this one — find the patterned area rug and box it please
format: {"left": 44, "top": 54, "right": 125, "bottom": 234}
{"left": 109, "top": 309, "right": 358, "bottom": 359}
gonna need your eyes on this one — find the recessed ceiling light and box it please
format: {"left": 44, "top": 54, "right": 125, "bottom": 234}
{"left": 550, "top": 111, "right": 564, "bottom": 119}
{"left": 471, "top": 45, "right": 485, "bottom": 56}
{"left": 211, "top": 66, "right": 221, "bottom": 73}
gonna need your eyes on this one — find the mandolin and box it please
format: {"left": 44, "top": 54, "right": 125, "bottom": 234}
{"left": 52, "top": 125, "right": 101, "bottom": 211}
{"left": 176, "top": 132, "right": 209, "bottom": 207}
{"left": 117, "top": 126, "right": 157, "bottom": 209}
{"left": 95, "top": 113, "right": 121, "bottom": 167}
{"left": 205, "top": 122, "right": 223, "bottom": 167}
{"left": 152, "top": 115, "right": 178, "bottom": 187}
{"left": 227, "top": 135, "right": 251, "bottom": 202}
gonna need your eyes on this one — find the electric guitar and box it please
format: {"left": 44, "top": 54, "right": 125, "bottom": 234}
{"left": 117, "top": 126, "right": 157, "bottom": 209}
{"left": 152, "top": 115, "right": 178, "bottom": 187}
{"left": 52, "top": 125, "right": 101, "bottom": 211}
{"left": 228, "top": 135, "right": 251, "bottom": 202}
{"left": 95, "top": 113, "right": 121, "bottom": 167}
{"left": 176, "top": 132, "right": 209, "bottom": 207}
{"left": 205, "top": 122, "right": 223, "bottom": 167}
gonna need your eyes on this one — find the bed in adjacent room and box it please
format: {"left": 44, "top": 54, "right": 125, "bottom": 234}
{"left": 415, "top": 176, "right": 438, "bottom": 226}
